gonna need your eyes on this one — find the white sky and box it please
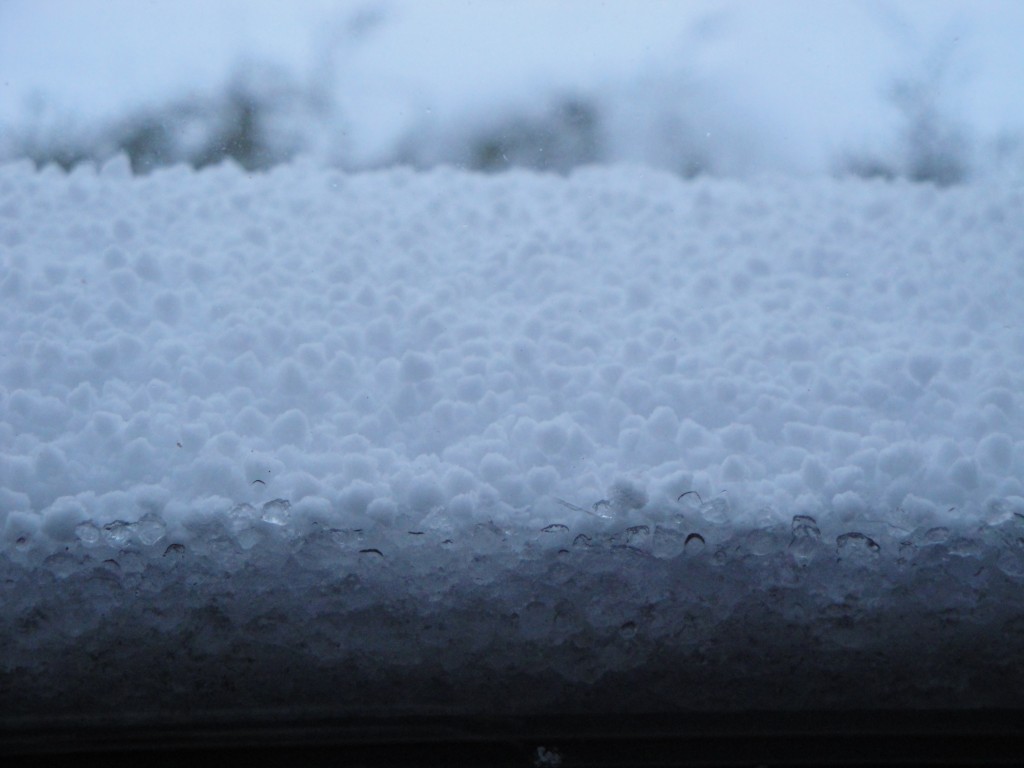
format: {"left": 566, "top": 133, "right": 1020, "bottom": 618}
{"left": 1, "top": 1, "right": 1023, "bottom": 173}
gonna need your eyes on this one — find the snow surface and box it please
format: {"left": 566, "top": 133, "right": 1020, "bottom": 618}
{"left": 2, "top": 158, "right": 1024, "bottom": 715}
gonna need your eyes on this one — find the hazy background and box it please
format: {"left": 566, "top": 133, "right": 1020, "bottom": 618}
{"left": 2, "top": 0, "right": 1023, "bottom": 183}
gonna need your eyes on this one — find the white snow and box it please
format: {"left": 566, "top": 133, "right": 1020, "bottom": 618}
{"left": 2, "top": 160, "right": 1021, "bottom": 538}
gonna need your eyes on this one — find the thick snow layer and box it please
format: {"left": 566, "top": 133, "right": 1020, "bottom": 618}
{"left": 2, "top": 159, "right": 1022, "bottom": 532}
{"left": 2, "top": 160, "right": 1024, "bottom": 715}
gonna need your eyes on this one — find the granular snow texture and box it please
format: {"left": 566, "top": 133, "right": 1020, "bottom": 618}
{"left": 1, "top": 158, "right": 1023, "bottom": 718}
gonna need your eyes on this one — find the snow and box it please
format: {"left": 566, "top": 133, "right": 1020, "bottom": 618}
{"left": 2, "top": 158, "right": 1024, "bottom": 715}
{"left": 7, "top": 161, "right": 1022, "bottom": 530}
{"left": 3, "top": 0, "right": 1024, "bottom": 721}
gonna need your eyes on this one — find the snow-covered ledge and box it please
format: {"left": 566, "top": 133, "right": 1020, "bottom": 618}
{"left": 2, "top": 157, "right": 1023, "bottom": 716}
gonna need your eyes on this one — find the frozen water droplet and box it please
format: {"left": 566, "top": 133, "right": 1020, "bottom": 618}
{"left": 15, "top": 535, "right": 29, "bottom": 550}
{"left": 949, "top": 536, "right": 982, "bottom": 559}
{"left": 836, "top": 531, "right": 880, "bottom": 560}
{"left": 572, "top": 533, "right": 592, "bottom": 547}
{"left": 897, "top": 539, "right": 916, "bottom": 565}
{"left": 789, "top": 514, "right": 822, "bottom": 562}
{"left": 619, "top": 621, "right": 637, "bottom": 639}
{"left": 997, "top": 550, "right": 1024, "bottom": 579}
{"left": 984, "top": 499, "right": 1015, "bottom": 525}
{"left": 44, "top": 552, "right": 78, "bottom": 578}
{"left": 789, "top": 538, "right": 818, "bottom": 562}
{"left": 625, "top": 525, "right": 650, "bottom": 546}
{"left": 924, "top": 526, "right": 950, "bottom": 544}
{"left": 228, "top": 502, "right": 262, "bottom": 547}
{"left": 163, "top": 542, "right": 185, "bottom": 558}
{"left": 652, "top": 526, "right": 686, "bottom": 558}
{"left": 469, "top": 521, "right": 506, "bottom": 553}
{"left": 75, "top": 522, "right": 100, "bottom": 545}
{"left": 700, "top": 497, "right": 729, "bottom": 524}
{"left": 676, "top": 490, "right": 703, "bottom": 508}
{"left": 102, "top": 521, "right": 132, "bottom": 546}
{"left": 684, "top": 532, "right": 706, "bottom": 554}
{"left": 261, "top": 498, "right": 291, "bottom": 525}
{"left": 237, "top": 527, "right": 264, "bottom": 550}
{"left": 791, "top": 514, "right": 820, "bottom": 539}
{"left": 744, "top": 529, "right": 775, "bottom": 556}
{"left": 229, "top": 502, "right": 257, "bottom": 518}
{"left": 541, "top": 524, "right": 569, "bottom": 533}
{"left": 134, "top": 513, "right": 166, "bottom": 546}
